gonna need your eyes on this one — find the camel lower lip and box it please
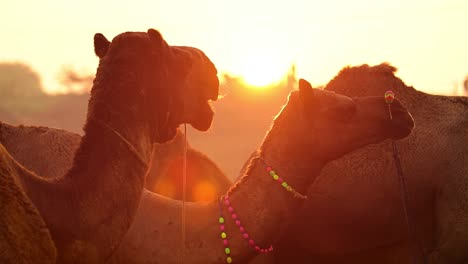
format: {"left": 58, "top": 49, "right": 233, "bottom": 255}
{"left": 191, "top": 116, "right": 213, "bottom": 131}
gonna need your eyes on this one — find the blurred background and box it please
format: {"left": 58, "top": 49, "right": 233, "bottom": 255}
{"left": 1, "top": 0, "right": 468, "bottom": 179}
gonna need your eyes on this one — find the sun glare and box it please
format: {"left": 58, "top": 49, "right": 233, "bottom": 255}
{"left": 241, "top": 58, "right": 285, "bottom": 87}
{"left": 231, "top": 46, "right": 291, "bottom": 88}
{"left": 192, "top": 181, "right": 217, "bottom": 202}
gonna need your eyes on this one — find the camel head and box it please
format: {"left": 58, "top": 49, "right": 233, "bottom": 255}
{"left": 92, "top": 29, "right": 218, "bottom": 143}
{"left": 171, "top": 46, "right": 219, "bottom": 131}
{"left": 271, "top": 79, "right": 414, "bottom": 163}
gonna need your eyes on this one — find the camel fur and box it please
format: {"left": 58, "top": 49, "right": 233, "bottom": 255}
{"left": 0, "top": 29, "right": 218, "bottom": 264}
{"left": 272, "top": 63, "right": 468, "bottom": 264}
{"left": 0, "top": 123, "right": 231, "bottom": 201}
{"left": 1, "top": 78, "right": 414, "bottom": 263}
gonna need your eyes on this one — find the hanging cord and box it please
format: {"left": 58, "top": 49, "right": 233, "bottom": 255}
{"left": 385, "top": 91, "right": 426, "bottom": 264}
{"left": 181, "top": 123, "right": 188, "bottom": 263}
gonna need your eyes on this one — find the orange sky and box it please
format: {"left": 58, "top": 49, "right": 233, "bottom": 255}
{"left": 1, "top": 0, "right": 467, "bottom": 95}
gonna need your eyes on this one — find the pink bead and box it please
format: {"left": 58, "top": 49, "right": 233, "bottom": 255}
{"left": 278, "top": 178, "right": 284, "bottom": 183}
{"left": 224, "top": 199, "right": 230, "bottom": 206}
{"left": 220, "top": 225, "right": 225, "bottom": 231}
{"left": 231, "top": 214, "right": 237, "bottom": 219}
{"left": 261, "top": 249, "right": 266, "bottom": 253}
{"left": 235, "top": 220, "right": 241, "bottom": 226}
{"left": 239, "top": 226, "right": 245, "bottom": 233}
{"left": 228, "top": 206, "right": 234, "bottom": 213}
{"left": 243, "top": 233, "right": 249, "bottom": 239}
{"left": 249, "top": 239, "right": 255, "bottom": 246}
{"left": 268, "top": 245, "right": 274, "bottom": 251}
{"left": 255, "top": 246, "right": 260, "bottom": 251}
{"left": 266, "top": 166, "right": 272, "bottom": 172}
{"left": 223, "top": 239, "right": 229, "bottom": 246}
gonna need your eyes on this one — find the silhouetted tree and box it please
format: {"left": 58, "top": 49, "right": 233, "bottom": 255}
{"left": 0, "top": 63, "right": 44, "bottom": 98}
{"left": 57, "top": 66, "right": 93, "bottom": 94}
{"left": 0, "top": 63, "right": 47, "bottom": 120}
{"left": 0, "top": 63, "right": 89, "bottom": 132}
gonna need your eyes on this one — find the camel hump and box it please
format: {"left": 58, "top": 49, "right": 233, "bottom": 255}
{"left": 0, "top": 144, "right": 57, "bottom": 263}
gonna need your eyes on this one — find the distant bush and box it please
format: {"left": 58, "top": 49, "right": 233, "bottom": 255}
{"left": 464, "top": 75, "right": 468, "bottom": 95}
{"left": 0, "top": 62, "right": 47, "bottom": 116}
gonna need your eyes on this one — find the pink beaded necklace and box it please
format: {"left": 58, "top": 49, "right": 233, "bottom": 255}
{"left": 217, "top": 159, "right": 308, "bottom": 263}
{"left": 218, "top": 196, "right": 274, "bottom": 263}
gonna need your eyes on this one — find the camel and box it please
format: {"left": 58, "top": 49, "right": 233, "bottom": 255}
{"left": 0, "top": 123, "right": 231, "bottom": 202}
{"left": 265, "top": 63, "right": 468, "bottom": 264}
{"left": 0, "top": 28, "right": 219, "bottom": 264}
{"left": 1, "top": 78, "right": 415, "bottom": 263}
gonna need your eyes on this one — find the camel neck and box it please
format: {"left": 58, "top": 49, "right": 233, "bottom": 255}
{"left": 224, "top": 154, "right": 321, "bottom": 261}
{"left": 18, "top": 102, "right": 153, "bottom": 263}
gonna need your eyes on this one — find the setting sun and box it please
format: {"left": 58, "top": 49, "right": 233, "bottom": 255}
{"left": 227, "top": 44, "right": 292, "bottom": 88}
{"left": 239, "top": 56, "right": 288, "bottom": 87}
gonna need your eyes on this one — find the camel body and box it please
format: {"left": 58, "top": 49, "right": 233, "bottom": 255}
{"left": 273, "top": 64, "right": 468, "bottom": 264}
{"left": 1, "top": 78, "right": 414, "bottom": 263}
{"left": 7, "top": 63, "right": 466, "bottom": 263}
{"left": 0, "top": 144, "right": 56, "bottom": 264}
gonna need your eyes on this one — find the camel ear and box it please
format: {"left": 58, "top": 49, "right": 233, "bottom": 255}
{"left": 147, "top": 29, "right": 162, "bottom": 42}
{"left": 148, "top": 29, "right": 169, "bottom": 51}
{"left": 299, "top": 78, "right": 314, "bottom": 97}
{"left": 94, "top": 33, "right": 110, "bottom": 58}
{"left": 298, "top": 78, "right": 317, "bottom": 113}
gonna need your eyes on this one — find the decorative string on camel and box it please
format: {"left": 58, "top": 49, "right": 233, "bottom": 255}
{"left": 385, "top": 91, "right": 426, "bottom": 264}
{"left": 181, "top": 123, "right": 188, "bottom": 264}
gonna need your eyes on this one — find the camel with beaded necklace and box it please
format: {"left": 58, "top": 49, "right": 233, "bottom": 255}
{"left": 268, "top": 63, "right": 468, "bottom": 264}
{"left": 2, "top": 77, "right": 414, "bottom": 263}
{"left": 0, "top": 28, "right": 219, "bottom": 264}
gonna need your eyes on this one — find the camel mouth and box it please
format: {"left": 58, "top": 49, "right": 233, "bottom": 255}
{"left": 189, "top": 102, "right": 214, "bottom": 131}
{"left": 169, "top": 100, "right": 214, "bottom": 132}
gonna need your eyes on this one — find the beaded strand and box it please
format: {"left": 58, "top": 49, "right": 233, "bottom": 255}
{"left": 218, "top": 198, "right": 233, "bottom": 263}
{"left": 217, "top": 156, "right": 307, "bottom": 262}
{"left": 223, "top": 196, "right": 274, "bottom": 254}
{"left": 259, "top": 158, "right": 307, "bottom": 200}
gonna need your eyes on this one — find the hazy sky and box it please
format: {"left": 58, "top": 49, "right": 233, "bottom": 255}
{"left": 1, "top": 0, "right": 467, "bottom": 94}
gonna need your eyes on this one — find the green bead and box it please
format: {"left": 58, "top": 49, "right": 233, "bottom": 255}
{"left": 269, "top": 171, "right": 276, "bottom": 177}
{"left": 221, "top": 232, "right": 227, "bottom": 239}
{"left": 272, "top": 174, "right": 279, "bottom": 180}
{"left": 226, "top": 256, "right": 233, "bottom": 263}
{"left": 281, "top": 182, "right": 288, "bottom": 188}
{"left": 225, "top": 247, "right": 231, "bottom": 254}
{"left": 219, "top": 217, "right": 225, "bottom": 224}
